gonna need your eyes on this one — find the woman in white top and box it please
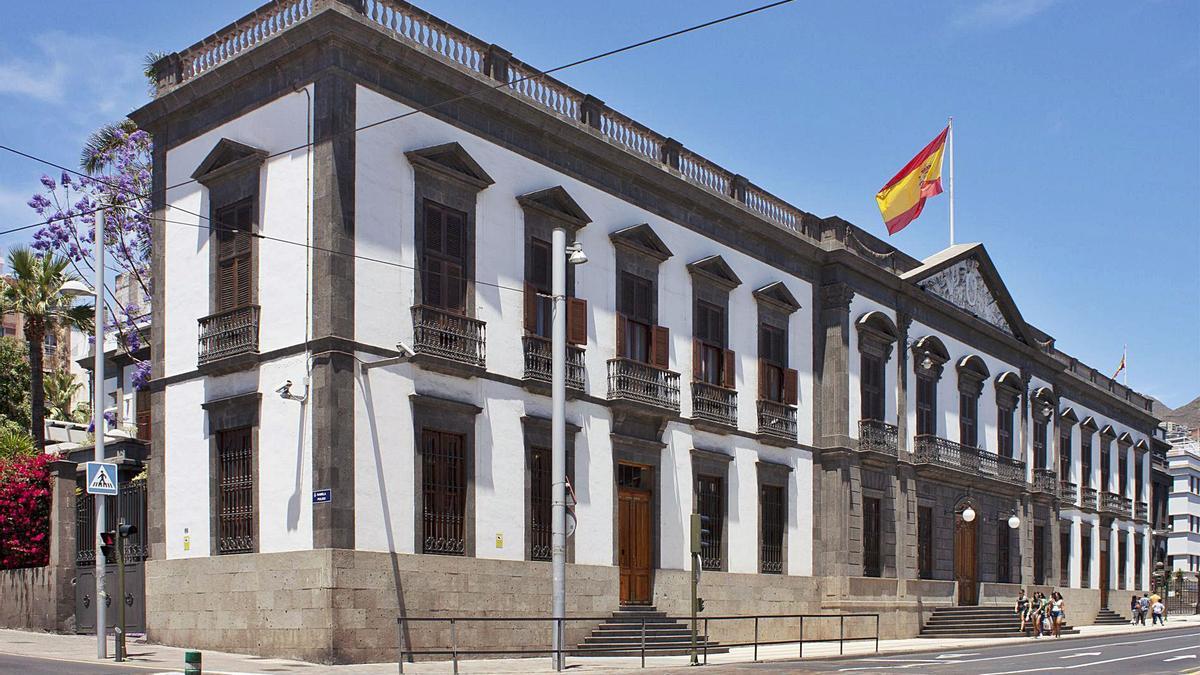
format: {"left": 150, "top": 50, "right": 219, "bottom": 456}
{"left": 1049, "top": 592, "right": 1065, "bottom": 638}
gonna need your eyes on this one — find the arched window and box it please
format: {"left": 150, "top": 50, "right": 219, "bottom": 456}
{"left": 855, "top": 312, "right": 898, "bottom": 422}
{"left": 911, "top": 336, "right": 949, "bottom": 437}
{"left": 995, "top": 372, "right": 1022, "bottom": 459}
{"left": 956, "top": 355, "right": 990, "bottom": 448}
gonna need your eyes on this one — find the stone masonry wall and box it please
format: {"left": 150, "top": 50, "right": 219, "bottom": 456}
{"left": 0, "top": 566, "right": 71, "bottom": 632}
{"left": 146, "top": 550, "right": 618, "bottom": 665}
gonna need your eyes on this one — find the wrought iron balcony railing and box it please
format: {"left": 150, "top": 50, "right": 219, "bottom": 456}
{"left": 1135, "top": 501, "right": 1148, "bottom": 521}
{"left": 692, "top": 381, "right": 737, "bottom": 429}
{"left": 912, "top": 434, "right": 1025, "bottom": 486}
{"left": 411, "top": 305, "right": 486, "bottom": 368}
{"left": 757, "top": 399, "right": 796, "bottom": 443}
{"left": 1100, "top": 491, "right": 1129, "bottom": 517}
{"left": 859, "top": 419, "right": 898, "bottom": 457}
{"left": 1032, "top": 468, "right": 1058, "bottom": 496}
{"left": 1080, "top": 486, "right": 1099, "bottom": 510}
{"left": 198, "top": 305, "right": 260, "bottom": 366}
{"left": 521, "top": 335, "right": 584, "bottom": 390}
{"left": 1059, "top": 481, "right": 1078, "bottom": 504}
{"left": 606, "top": 358, "right": 679, "bottom": 413}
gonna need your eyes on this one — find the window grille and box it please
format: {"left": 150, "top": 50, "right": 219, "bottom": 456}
{"left": 422, "top": 429, "right": 467, "bottom": 555}
{"left": 697, "top": 475, "right": 723, "bottom": 571}
{"left": 529, "top": 446, "right": 551, "bottom": 561}
{"left": 863, "top": 496, "right": 882, "bottom": 577}
{"left": 217, "top": 427, "right": 254, "bottom": 554}
{"left": 760, "top": 484, "right": 784, "bottom": 574}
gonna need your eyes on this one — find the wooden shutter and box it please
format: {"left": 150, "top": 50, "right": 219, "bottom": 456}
{"left": 615, "top": 314, "right": 627, "bottom": 358}
{"left": 783, "top": 368, "right": 798, "bottom": 405}
{"left": 524, "top": 283, "right": 538, "bottom": 333}
{"left": 692, "top": 339, "right": 703, "bottom": 380}
{"left": 722, "top": 349, "right": 736, "bottom": 389}
{"left": 567, "top": 297, "right": 588, "bottom": 345}
{"left": 651, "top": 326, "right": 670, "bottom": 369}
{"left": 758, "top": 360, "right": 768, "bottom": 399}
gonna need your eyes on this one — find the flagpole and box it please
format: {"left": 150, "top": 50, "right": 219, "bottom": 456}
{"left": 948, "top": 116, "right": 955, "bottom": 247}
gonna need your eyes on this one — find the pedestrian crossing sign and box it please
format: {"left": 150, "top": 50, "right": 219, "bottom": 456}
{"left": 85, "top": 462, "right": 119, "bottom": 496}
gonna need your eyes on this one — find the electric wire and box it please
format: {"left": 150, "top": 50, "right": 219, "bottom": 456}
{"left": 1, "top": 0, "right": 795, "bottom": 236}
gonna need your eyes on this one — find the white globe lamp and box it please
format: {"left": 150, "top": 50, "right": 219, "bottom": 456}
{"left": 961, "top": 506, "right": 976, "bottom": 523}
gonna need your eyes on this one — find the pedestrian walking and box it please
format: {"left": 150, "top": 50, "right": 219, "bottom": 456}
{"left": 1050, "top": 592, "right": 1065, "bottom": 638}
{"left": 1138, "top": 594, "right": 1150, "bottom": 626}
{"left": 1129, "top": 594, "right": 1139, "bottom": 624}
{"left": 1016, "top": 589, "right": 1031, "bottom": 634}
{"left": 1152, "top": 598, "right": 1166, "bottom": 626}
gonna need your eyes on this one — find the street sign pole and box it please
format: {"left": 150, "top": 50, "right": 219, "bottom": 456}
{"left": 93, "top": 206, "right": 107, "bottom": 659}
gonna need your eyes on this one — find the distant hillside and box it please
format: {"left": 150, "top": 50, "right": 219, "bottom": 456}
{"left": 1151, "top": 395, "right": 1200, "bottom": 429}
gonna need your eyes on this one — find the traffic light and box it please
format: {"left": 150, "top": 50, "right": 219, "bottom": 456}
{"left": 99, "top": 531, "right": 117, "bottom": 560}
{"left": 118, "top": 523, "right": 138, "bottom": 540}
{"left": 695, "top": 597, "right": 705, "bottom": 612}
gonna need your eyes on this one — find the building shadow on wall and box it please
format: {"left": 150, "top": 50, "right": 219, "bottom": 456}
{"left": 286, "top": 395, "right": 309, "bottom": 532}
{"left": 358, "top": 370, "right": 412, "bottom": 660}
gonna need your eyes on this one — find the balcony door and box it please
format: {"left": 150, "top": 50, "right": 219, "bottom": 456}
{"left": 955, "top": 513, "right": 978, "bottom": 606}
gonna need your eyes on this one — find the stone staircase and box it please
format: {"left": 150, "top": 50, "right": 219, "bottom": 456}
{"left": 919, "top": 605, "right": 1080, "bottom": 638}
{"left": 1093, "top": 607, "right": 1130, "bottom": 625}
{"left": 574, "top": 605, "right": 728, "bottom": 656}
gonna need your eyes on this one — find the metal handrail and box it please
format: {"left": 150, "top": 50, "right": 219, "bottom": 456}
{"left": 395, "top": 612, "right": 880, "bottom": 672}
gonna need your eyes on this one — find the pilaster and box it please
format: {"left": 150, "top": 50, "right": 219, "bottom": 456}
{"left": 311, "top": 70, "right": 357, "bottom": 549}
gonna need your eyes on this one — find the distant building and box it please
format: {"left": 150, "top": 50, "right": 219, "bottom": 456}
{"left": 1165, "top": 426, "right": 1200, "bottom": 572}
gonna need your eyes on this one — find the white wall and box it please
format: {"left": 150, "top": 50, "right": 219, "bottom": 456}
{"left": 161, "top": 88, "right": 315, "bottom": 559}
{"left": 350, "top": 84, "right": 816, "bottom": 575}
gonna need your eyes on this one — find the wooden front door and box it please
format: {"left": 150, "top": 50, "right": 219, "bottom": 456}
{"left": 618, "top": 487, "right": 652, "bottom": 604}
{"left": 954, "top": 516, "right": 979, "bottom": 606}
{"left": 1099, "top": 537, "right": 1110, "bottom": 608}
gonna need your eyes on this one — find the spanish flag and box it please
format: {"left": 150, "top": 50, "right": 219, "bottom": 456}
{"left": 875, "top": 127, "right": 949, "bottom": 235}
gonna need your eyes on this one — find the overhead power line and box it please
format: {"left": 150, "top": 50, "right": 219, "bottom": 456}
{"left": 2, "top": 0, "right": 794, "bottom": 236}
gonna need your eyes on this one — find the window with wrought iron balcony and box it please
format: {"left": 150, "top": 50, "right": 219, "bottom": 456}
{"left": 410, "top": 202, "right": 485, "bottom": 372}
{"left": 690, "top": 300, "right": 737, "bottom": 431}
{"left": 857, "top": 344, "right": 895, "bottom": 456}
{"left": 607, "top": 271, "right": 678, "bottom": 413}
{"left": 520, "top": 236, "right": 586, "bottom": 391}
{"left": 197, "top": 201, "right": 260, "bottom": 369}
{"left": 752, "top": 283, "right": 799, "bottom": 445}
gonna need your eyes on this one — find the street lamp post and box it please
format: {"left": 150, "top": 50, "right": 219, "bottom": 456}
{"left": 550, "top": 228, "right": 586, "bottom": 672}
{"left": 92, "top": 206, "right": 107, "bottom": 659}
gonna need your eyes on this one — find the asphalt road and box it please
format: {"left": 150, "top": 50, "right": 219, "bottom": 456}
{"left": 659, "top": 625, "right": 1200, "bottom": 675}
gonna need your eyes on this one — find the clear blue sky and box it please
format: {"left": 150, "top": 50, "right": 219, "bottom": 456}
{"left": 0, "top": 1, "right": 1196, "bottom": 407}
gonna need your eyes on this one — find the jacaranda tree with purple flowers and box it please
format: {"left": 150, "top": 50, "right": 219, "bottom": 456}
{"left": 26, "top": 124, "right": 153, "bottom": 393}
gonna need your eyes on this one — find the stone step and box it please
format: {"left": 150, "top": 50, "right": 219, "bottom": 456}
{"left": 580, "top": 629, "right": 696, "bottom": 638}
{"left": 573, "top": 642, "right": 729, "bottom": 657}
{"left": 912, "top": 624, "right": 1084, "bottom": 634}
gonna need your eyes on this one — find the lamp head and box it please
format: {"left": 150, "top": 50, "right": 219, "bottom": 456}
{"left": 961, "top": 506, "right": 976, "bottom": 523}
{"left": 59, "top": 279, "right": 95, "bottom": 298}
{"left": 566, "top": 242, "right": 588, "bottom": 265}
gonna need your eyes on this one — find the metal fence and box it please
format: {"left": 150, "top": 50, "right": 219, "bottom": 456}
{"left": 395, "top": 612, "right": 879, "bottom": 673}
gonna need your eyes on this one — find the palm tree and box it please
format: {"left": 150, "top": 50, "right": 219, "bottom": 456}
{"left": 43, "top": 369, "right": 83, "bottom": 422}
{"left": 0, "top": 248, "right": 93, "bottom": 448}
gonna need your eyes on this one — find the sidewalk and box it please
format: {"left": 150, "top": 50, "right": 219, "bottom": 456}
{"left": 2, "top": 615, "right": 1198, "bottom": 674}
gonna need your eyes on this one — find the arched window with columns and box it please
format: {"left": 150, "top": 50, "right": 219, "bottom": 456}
{"left": 911, "top": 336, "right": 949, "bottom": 438}
{"left": 995, "top": 372, "right": 1022, "bottom": 459}
{"left": 956, "top": 355, "right": 990, "bottom": 449}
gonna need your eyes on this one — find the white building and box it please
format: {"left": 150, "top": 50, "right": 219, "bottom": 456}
{"left": 1166, "top": 434, "right": 1200, "bottom": 572}
{"left": 124, "top": 0, "right": 1162, "bottom": 663}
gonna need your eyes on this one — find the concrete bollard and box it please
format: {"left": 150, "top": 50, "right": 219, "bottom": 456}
{"left": 184, "top": 650, "right": 202, "bottom": 674}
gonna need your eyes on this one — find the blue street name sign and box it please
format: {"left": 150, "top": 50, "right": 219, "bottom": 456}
{"left": 312, "top": 489, "right": 332, "bottom": 504}
{"left": 85, "top": 462, "right": 119, "bottom": 496}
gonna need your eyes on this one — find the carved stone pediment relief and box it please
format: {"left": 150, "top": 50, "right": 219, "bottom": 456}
{"left": 918, "top": 259, "right": 1013, "bottom": 336}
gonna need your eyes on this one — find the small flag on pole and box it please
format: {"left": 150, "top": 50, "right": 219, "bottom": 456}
{"left": 1113, "top": 345, "right": 1127, "bottom": 380}
{"left": 875, "top": 126, "right": 949, "bottom": 235}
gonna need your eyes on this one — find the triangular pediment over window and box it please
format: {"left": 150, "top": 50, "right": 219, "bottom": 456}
{"left": 517, "top": 186, "right": 591, "bottom": 231}
{"left": 686, "top": 255, "right": 741, "bottom": 289}
{"left": 610, "top": 223, "right": 672, "bottom": 261}
{"left": 191, "top": 138, "right": 267, "bottom": 185}
{"left": 901, "top": 243, "right": 1035, "bottom": 344}
{"left": 752, "top": 281, "right": 801, "bottom": 313}
{"left": 405, "top": 142, "right": 494, "bottom": 189}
